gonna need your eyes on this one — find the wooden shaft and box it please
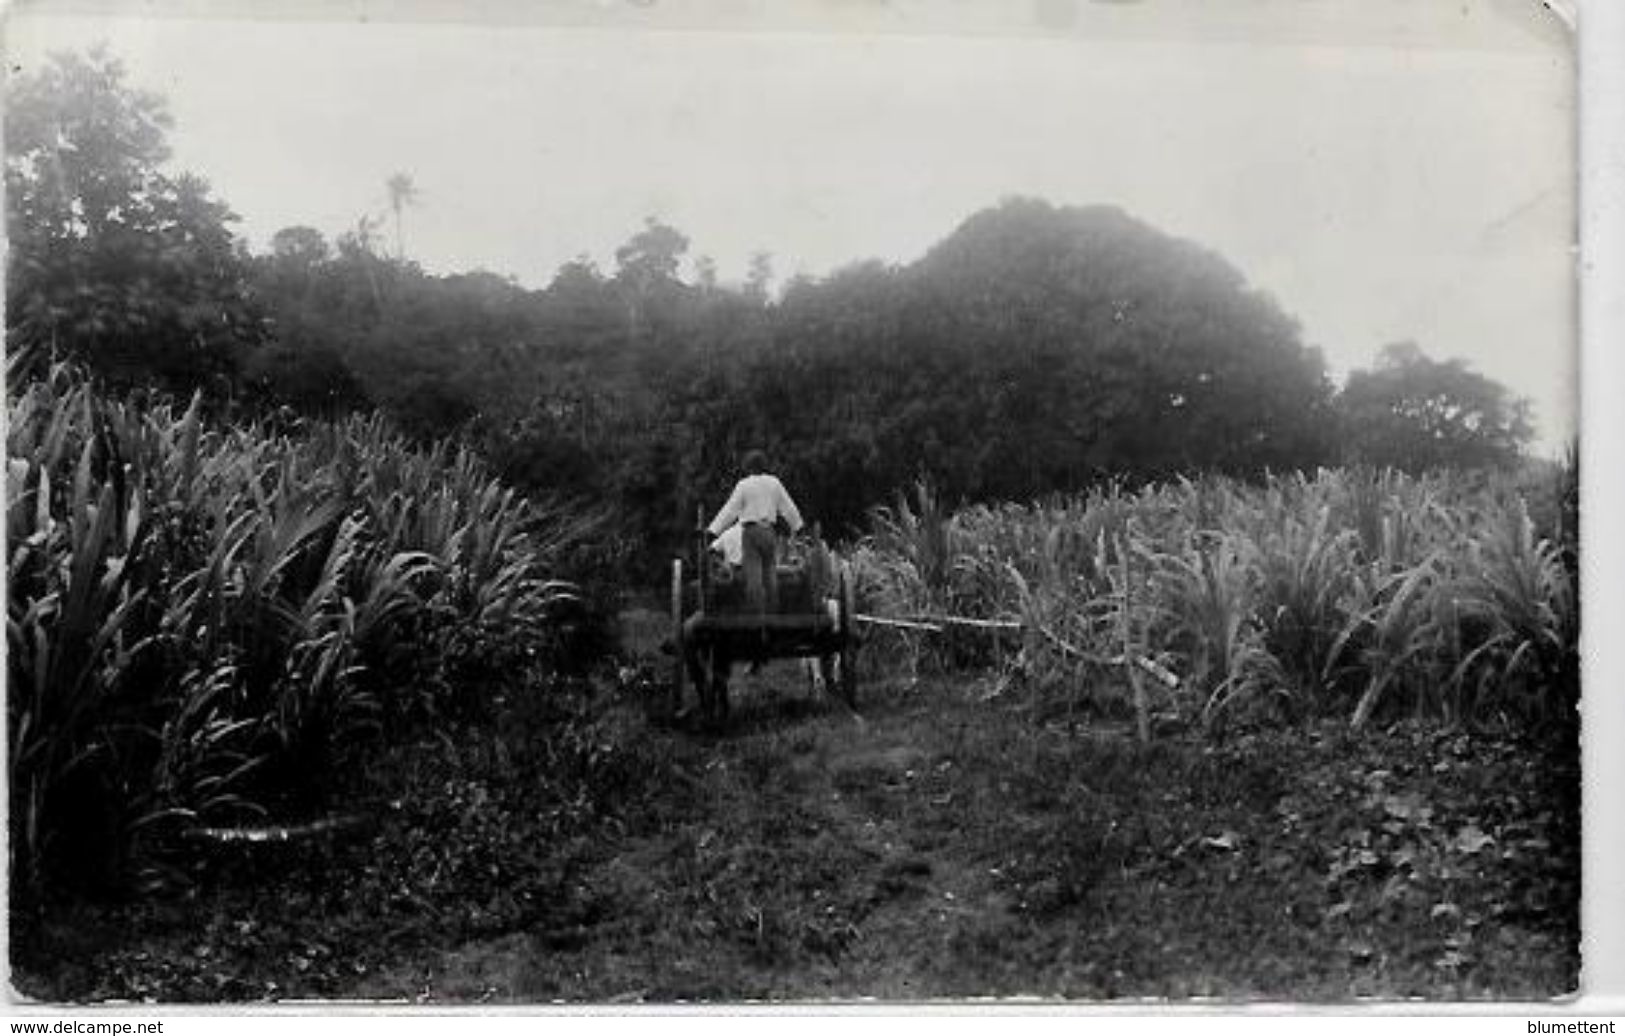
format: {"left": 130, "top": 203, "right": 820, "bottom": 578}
{"left": 853, "top": 613, "right": 943, "bottom": 633}
{"left": 912, "top": 614, "right": 1024, "bottom": 631}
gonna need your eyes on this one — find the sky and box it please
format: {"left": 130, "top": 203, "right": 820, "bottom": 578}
{"left": 4, "top": 0, "right": 1578, "bottom": 451}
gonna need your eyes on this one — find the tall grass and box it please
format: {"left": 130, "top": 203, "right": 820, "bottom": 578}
{"left": 852, "top": 466, "right": 1578, "bottom": 733}
{"left": 7, "top": 366, "right": 587, "bottom": 897}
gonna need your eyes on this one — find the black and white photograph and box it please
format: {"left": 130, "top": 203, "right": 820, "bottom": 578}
{"left": 4, "top": 0, "right": 1585, "bottom": 1005}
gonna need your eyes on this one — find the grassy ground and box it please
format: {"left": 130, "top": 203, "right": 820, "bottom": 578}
{"left": 10, "top": 642, "right": 1579, "bottom": 1004}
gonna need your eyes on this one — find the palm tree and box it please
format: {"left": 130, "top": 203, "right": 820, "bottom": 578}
{"left": 385, "top": 172, "right": 419, "bottom": 261}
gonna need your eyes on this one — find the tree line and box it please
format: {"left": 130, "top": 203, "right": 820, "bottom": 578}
{"left": 6, "top": 48, "right": 1537, "bottom": 578}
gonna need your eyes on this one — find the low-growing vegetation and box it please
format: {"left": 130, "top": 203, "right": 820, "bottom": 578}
{"left": 10, "top": 673, "right": 1579, "bottom": 1002}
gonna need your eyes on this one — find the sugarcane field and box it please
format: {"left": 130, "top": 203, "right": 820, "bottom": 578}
{"left": 4, "top": 3, "right": 1588, "bottom": 1008}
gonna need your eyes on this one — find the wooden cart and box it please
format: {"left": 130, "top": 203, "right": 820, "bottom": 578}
{"left": 669, "top": 524, "right": 857, "bottom": 727}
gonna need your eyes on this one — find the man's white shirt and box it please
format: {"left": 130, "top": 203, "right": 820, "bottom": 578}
{"left": 707, "top": 474, "right": 804, "bottom": 537}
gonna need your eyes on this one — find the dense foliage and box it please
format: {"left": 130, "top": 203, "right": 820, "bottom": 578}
{"left": 238, "top": 209, "right": 1541, "bottom": 573}
{"left": 6, "top": 365, "right": 589, "bottom": 900}
{"left": 6, "top": 50, "right": 1541, "bottom": 580}
{"left": 853, "top": 465, "right": 1578, "bottom": 733}
{"left": 4, "top": 48, "right": 263, "bottom": 395}
{"left": 1335, "top": 342, "right": 1536, "bottom": 472}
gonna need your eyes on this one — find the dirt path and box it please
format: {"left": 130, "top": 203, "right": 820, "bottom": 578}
{"left": 367, "top": 666, "right": 1032, "bottom": 1001}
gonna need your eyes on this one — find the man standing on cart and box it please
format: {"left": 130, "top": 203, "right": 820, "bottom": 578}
{"left": 706, "top": 450, "right": 805, "bottom": 621}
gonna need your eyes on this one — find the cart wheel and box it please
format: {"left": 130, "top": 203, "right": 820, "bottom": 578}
{"left": 838, "top": 560, "right": 858, "bottom": 707}
{"left": 670, "top": 558, "right": 686, "bottom": 720}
